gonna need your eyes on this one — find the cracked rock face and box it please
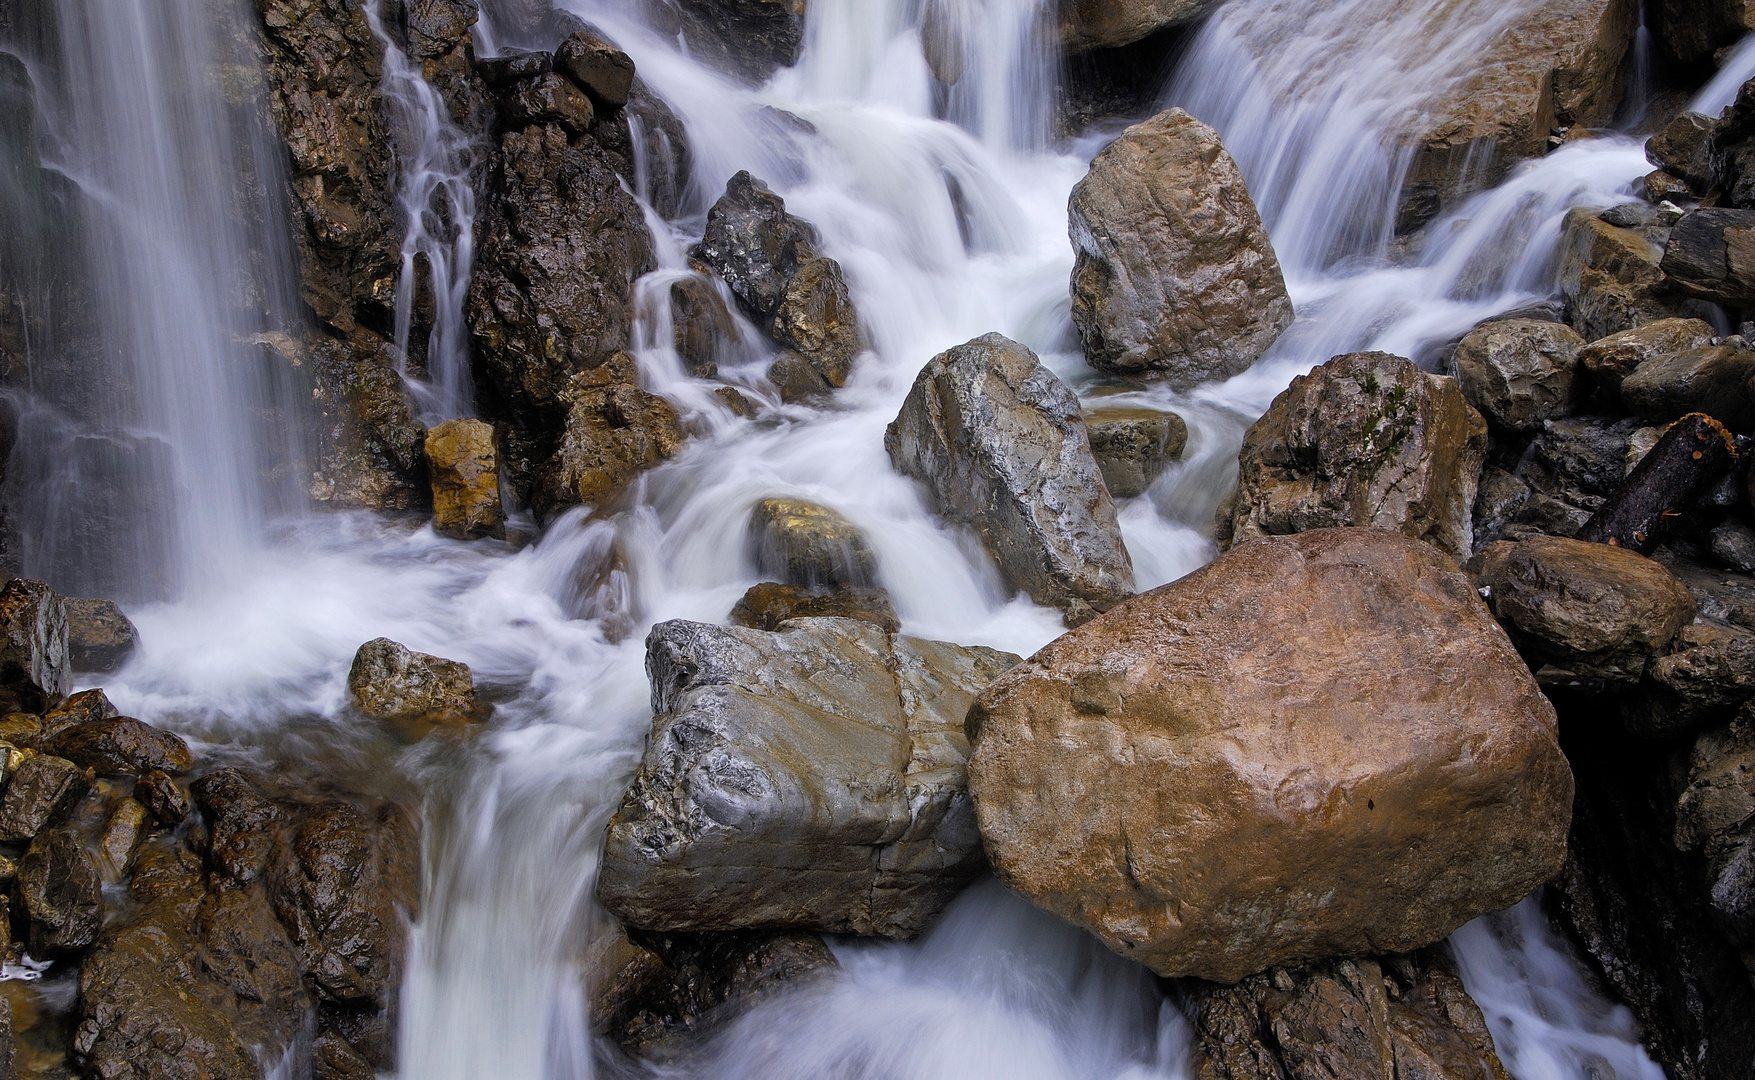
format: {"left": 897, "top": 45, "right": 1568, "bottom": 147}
{"left": 596, "top": 617, "right": 1018, "bottom": 939}
{"left": 967, "top": 528, "right": 1573, "bottom": 983}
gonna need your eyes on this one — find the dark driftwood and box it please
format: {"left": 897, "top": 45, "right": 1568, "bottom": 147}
{"left": 1577, "top": 412, "right": 1739, "bottom": 553}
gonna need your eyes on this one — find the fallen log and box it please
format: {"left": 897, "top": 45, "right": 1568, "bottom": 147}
{"left": 1576, "top": 412, "right": 1738, "bottom": 553}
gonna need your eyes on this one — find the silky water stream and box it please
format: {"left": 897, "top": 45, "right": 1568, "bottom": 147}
{"left": 3, "top": 0, "right": 1693, "bottom": 1075}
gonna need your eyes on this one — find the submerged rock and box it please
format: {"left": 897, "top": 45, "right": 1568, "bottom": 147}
{"left": 747, "top": 497, "right": 877, "bottom": 589}
{"left": 597, "top": 617, "right": 1018, "bottom": 938}
{"left": 1229, "top": 351, "right": 1487, "bottom": 560}
{"left": 886, "top": 333, "right": 1135, "bottom": 622}
{"left": 967, "top": 528, "right": 1572, "bottom": 983}
{"left": 65, "top": 596, "right": 138, "bottom": 673}
{"left": 728, "top": 582, "right": 900, "bottom": 633}
{"left": 346, "top": 638, "right": 478, "bottom": 729}
{"left": 1084, "top": 405, "right": 1187, "bottom": 499}
{"left": 425, "top": 418, "right": 504, "bottom": 541}
{"left": 1069, "top": 109, "right": 1292, "bottom": 385}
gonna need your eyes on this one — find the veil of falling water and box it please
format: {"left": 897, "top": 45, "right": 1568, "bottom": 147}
{"left": 0, "top": 0, "right": 1693, "bottom": 1074}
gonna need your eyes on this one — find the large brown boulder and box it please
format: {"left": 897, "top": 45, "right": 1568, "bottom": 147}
{"left": 1069, "top": 109, "right": 1292, "bottom": 385}
{"left": 597, "top": 617, "right": 1017, "bottom": 938}
{"left": 885, "top": 333, "right": 1135, "bottom": 622}
{"left": 347, "top": 637, "right": 478, "bottom": 728}
{"left": 1228, "top": 351, "right": 1487, "bottom": 560}
{"left": 45, "top": 716, "right": 193, "bottom": 778}
{"left": 1058, "top": 0, "right": 1221, "bottom": 50}
{"left": 65, "top": 596, "right": 139, "bottom": 673}
{"left": 967, "top": 528, "right": 1573, "bottom": 983}
{"left": 1621, "top": 345, "right": 1755, "bottom": 432}
{"left": 1577, "top": 317, "right": 1716, "bottom": 400}
{"left": 1475, "top": 534, "right": 1696, "bottom": 683}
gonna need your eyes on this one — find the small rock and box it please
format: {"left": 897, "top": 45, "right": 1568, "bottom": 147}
{"left": 1601, "top": 202, "right": 1659, "bottom": 228}
{"left": 40, "top": 687, "right": 116, "bottom": 745}
{"left": 556, "top": 29, "right": 635, "bottom": 109}
{"left": 0, "top": 714, "right": 40, "bottom": 750}
{"left": 97, "top": 797, "right": 148, "bottom": 881}
{"left": 18, "top": 828, "right": 101, "bottom": 956}
{"left": 1478, "top": 534, "right": 1696, "bottom": 683}
{"left": 45, "top": 716, "right": 193, "bottom": 777}
{"left": 967, "top": 528, "right": 1571, "bottom": 982}
{"left": 728, "top": 582, "right": 900, "bottom": 633}
{"left": 192, "top": 767, "right": 282, "bottom": 886}
{"left": 425, "top": 418, "right": 504, "bottom": 541}
{"left": 714, "top": 385, "right": 759, "bottom": 419}
{"left": 597, "top": 617, "right": 1018, "bottom": 938}
{"left": 346, "top": 638, "right": 478, "bottom": 729}
{"left": 502, "top": 72, "right": 595, "bottom": 134}
{"left": 1646, "top": 111, "right": 1716, "bottom": 191}
{"left": 1621, "top": 345, "right": 1755, "bottom": 432}
{"left": 670, "top": 275, "right": 738, "bottom": 378}
{"left": 885, "top": 333, "right": 1135, "bottom": 620}
{"left": 747, "top": 498, "right": 877, "bottom": 589}
{"left": 1068, "top": 108, "right": 1293, "bottom": 384}
{"left": 1229, "top": 351, "right": 1487, "bottom": 560}
{"left": 135, "top": 768, "right": 190, "bottom": 827}
{"left": 1454, "top": 318, "right": 1583, "bottom": 431}
{"left": 1644, "top": 170, "right": 1693, "bottom": 203}
{"left": 1713, "top": 519, "right": 1755, "bottom": 572}
{"left": 0, "top": 754, "right": 88, "bottom": 842}
{"left": 767, "top": 349, "right": 832, "bottom": 402}
{"left": 770, "top": 257, "right": 863, "bottom": 390}
{"left": 1085, "top": 406, "right": 1187, "bottom": 499}
{"left": 1636, "top": 623, "right": 1755, "bottom": 735}
{"left": 538, "top": 353, "right": 686, "bottom": 517}
{"left": 0, "top": 578, "right": 69, "bottom": 712}
{"left": 65, "top": 596, "right": 139, "bottom": 673}
{"left": 474, "top": 49, "right": 551, "bottom": 89}
{"left": 1577, "top": 317, "right": 1716, "bottom": 400}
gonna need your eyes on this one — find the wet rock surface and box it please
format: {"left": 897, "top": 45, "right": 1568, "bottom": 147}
{"left": 535, "top": 352, "right": 685, "bottom": 518}
{"left": 1085, "top": 405, "right": 1187, "bottom": 498}
{"left": 597, "top": 616, "right": 1018, "bottom": 938}
{"left": 728, "top": 582, "right": 900, "bottom": 633}
{"left": 1576, "top": 317, "right": 1715, "bottom": 402}
{"left": 346, "top": 637, "right": 478, "bottom": 728}
{"left": 747, "top": 497, "right": 877, "bottom": 589}
{"left": 1058, "top": 0, "right": 1221, "bottom": 51}
{"left": 425, "top": 418, "right": 504, "bottom": 541}
{"left": 1183, "top": 949, "right": 1508, "bottom": 1080}
{"left": 886, "top": 333, "right": 1135, "bottom": 622}
{"left": 667, "top": 0, "right": 808, "bottom": 83}
{"left": 1069, "top": 109, "right": 1292, "bottom": 385}
{"left": 968, "top": 528, "right": 1572, "bottom": 983}
{"left": 65, "top": 596, "right": 138, "bottom": 674}
{"left": 1621, "top": 345, "right": 1755, "bottom": 433}
{"left": 0, "top": 578, "right": 69, "bottom": 713}
{"left": 44, "top": 717, "right": 193, "bottom": 778}
{"left": 1559, "top": 207, "right": 1683, "bottom": 344}
{"left": 1229, "top": 351, "right": 1487, "bottom": 560}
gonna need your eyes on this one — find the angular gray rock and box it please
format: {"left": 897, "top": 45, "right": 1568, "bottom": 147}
{"left": 1662, "top": 208, "right": 1755, "bottom": 308}
{"left": 1454, "top": 318, "right": 1583, "bottom": 432}
{"left": 1069, "top": 108, "right": 1293, "bottom": 385}
{"left": 1229, "top": 351, "right": 1487, "bottom": 560}
{"left": 885, "top": 333, "right": 1135, "bottom": 622}
{"left": 596, "top": 617, "right": 1018, "bottom": 938}
{"left": 0, "top": 578, "right": 69, "bottom": 709}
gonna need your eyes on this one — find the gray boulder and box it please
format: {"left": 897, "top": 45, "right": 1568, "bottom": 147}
{"left": 1621, "top": 345, "right": 1755, "bottom": 433}
{"left": 1069, "top": 108, "right": 1292, "bottom": 385}
{"left": 1662, "top": 209, "right": 1755, "bottom": 308}
{"left": 1454, "top": 318, "right": 1583, "bottom": 431}
{"left": 596, "top": 617, "right": 1018, "bottom": 938}
{"left": 885, "top": 333, "right": 1135, "bottom": 622}
{"left": 0, "top": 578, "right": 69, "bottom": 711}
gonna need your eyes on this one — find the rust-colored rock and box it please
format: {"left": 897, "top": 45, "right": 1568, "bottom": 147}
{"left": 425, "top": 418, "right": 504, "bottom": 540}
{"left": 536, "top": 353, "right": 685, "bottom": 517}
{"left": 967, "top": 528, "right": 1573, "bottom": 983}
{"left": 45, "top": 716, "right": 194, "bottom": 777}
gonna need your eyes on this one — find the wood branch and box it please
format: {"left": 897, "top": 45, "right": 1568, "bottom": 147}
{"left": 1576, "top": 412, "right": 1739, "bottom": 553}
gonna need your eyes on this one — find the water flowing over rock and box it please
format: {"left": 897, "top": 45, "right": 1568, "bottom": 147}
{"left": 665, "top": 0, "right": 808, "bottom": 83}
{"left": 1454, "top": 319, "right": 1583, "bottom": 432}
{"left": 728, "top": 582, "right": 900, "bottom": 633}
{"left": 885, "top": 333, "right": 1135, "bottom": 622}
{"left": 669, "top": 275, "right": 740, "bottom": 378}
{"left": 1228, "top": 351, "right": 1487, "bottom": 560}
{"left": 967, "top": 528, "right": 1572, "bottom": 983}
{"left": 347, "top": 637, "right": 478, "bottom": 728}
{"left": 692, "top": 172, "right": 865, "bottom": 395}
{"left": 1474, "top": 535, "right": 1696, "bottom": 683}
{"left": 1069, "top": 109, "right": 1292, "bottom": 384}
{"left": 1184, "top": 950, "right": 1509, "bottom": 1080}
{"left": 1058, "top": 0, "right": 1222, "bottom": 51}
{"left": 424, "top": 418, "right": 504, "bottom": 540}
{"left": 534, "top": 352, "right": 685, "bottom": 518}
{"left": 597, "top": 617, "right": 1018, "bottom": 939}
{"left": 747, "top": 497, "right": 877, "bottom": 589}
{"left": 1085, "top": 405, "right": 1187, "bottom": 499}
{"left": 1647, "top": 111, "right": 1715, "bottom": 193}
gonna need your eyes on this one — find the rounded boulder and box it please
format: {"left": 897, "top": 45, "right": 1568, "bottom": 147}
{"left": 967, "top": 527, "right": 1573, "bottom": 983}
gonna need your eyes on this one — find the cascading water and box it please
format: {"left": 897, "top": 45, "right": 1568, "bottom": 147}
{"left": 0, "top": 0, "right": 1697, "bottom": 1074}
{"left": 1, "top": 0, "right": 307, "bottom": 601}
{"left": 364, "top": 3, "right": 482, "bottom": 423}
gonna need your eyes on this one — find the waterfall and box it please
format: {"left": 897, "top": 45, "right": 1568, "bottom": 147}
{"left": 364, "top": 1, "right": 482, "bottom": 424}
{"left": 0, "top": 0, "right": 307, "bottom": 601}
{"left": 0, "top": 0, "right": 1681, "bottom": 1075}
